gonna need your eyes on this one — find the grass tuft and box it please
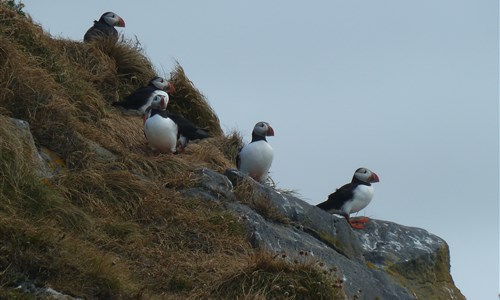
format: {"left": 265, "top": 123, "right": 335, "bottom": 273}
{"left": 234, "top": 179, "right": 290, "bottom": 224}
{"left": 168, "top": 62, "right": 223, "bottom": 137}
{"left": 212, "top": 251, "right": 346, "bottom": 299}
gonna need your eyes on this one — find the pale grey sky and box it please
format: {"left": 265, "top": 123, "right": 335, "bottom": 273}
{"left": 22, "top": 1, "right": 499, "bottom": 299}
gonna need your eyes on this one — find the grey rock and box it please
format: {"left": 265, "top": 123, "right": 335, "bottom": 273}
{"left": 183, "top": 168, "right": 465, "bottom": 300}
{"left": 181, "top": 168, "right": 236, "bottom": 202}
{"left": 356, "top": 220, "right": 465, "bottom": 299}
{"left": 77, "top": 133, "right": 117, "bottom": 163}
{"left": 227, "top": 202, "right": 415, "bottom": 300}
{"left": 16, "top": 281, "right": 83, "bottom": 300}
{"left": 6, "top": 117, "right": 117, "bottom": 179}
{"left": 6, "top": 118, "right": 52, "bottom": 178}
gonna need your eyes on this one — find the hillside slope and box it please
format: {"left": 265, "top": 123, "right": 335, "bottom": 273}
{"left": 0, "top": 4, "right": 345, "bottom": 299}
{"left": 0, "top": 3, "right": 463, "bottom": 299}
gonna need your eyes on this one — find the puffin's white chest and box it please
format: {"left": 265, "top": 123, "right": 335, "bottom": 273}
{"left": 144, "top": 114, "right": 178, "bottom": 153}
{"left": 238, "top": 141, "right": 273, "bottom": 182}
{"left": 343, "top": 184, "right": 374, "bottom": 214}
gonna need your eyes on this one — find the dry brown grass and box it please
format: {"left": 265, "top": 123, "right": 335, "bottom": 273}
{"left": 233, "top": 178, "right": 290, "bottom": 224}
{"left": 0, "top": 3, "right": 339, "bottom": 299}
{"left": 168, "top": 62, "right": 223, "bottom": 137}
{"left": 212, "top": 251, "right": 346, "bottom": 299}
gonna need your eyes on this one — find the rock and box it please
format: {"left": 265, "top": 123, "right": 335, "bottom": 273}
{"left": 39, "top": 146, "right": 66, "bottom": 177}
{"left": 77, "top": 133, "right": 117, "bottom": 163}
{"left": 5, "top": 118, "right": 52, "bottom": 178}
{"left": 181, "top": 168, "right": 236, "bottom": 202}
{"left": 356, "top": 220, "right": 464, "bottom": 300}
{"left": 182, "top": 168, "right": 465, "bottom": 300}
{"left": 5, "top": 117, "right": 117, "bottom": 179}
{"left": 15, "top": 281, "right": 83, "bottom": 300}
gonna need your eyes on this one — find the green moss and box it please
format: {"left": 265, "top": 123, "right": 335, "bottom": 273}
{"left": 316, "top": 230, "right": 346, "bottom": 255}
{"left": 385, "top": 244, "right": 463, "bottom": 300}
{"left": 365, "top": 261, "right": 377, "bottom": 270}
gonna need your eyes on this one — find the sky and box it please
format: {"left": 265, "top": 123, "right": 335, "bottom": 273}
{"left": 21, "top": 1, "right": 499, "bottom": 299}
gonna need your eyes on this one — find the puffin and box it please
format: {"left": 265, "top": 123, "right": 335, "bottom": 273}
{"left": 236, "top": 122, "right": 274, "bottom": 183}
{"left": 316, "top": 168, "right": 380, "bottom": 229}
{"left": 144, "top": 94, "right": 209, "bottom": 154}
{"left": 84, "top": 12, "right": 125, "bottom": 43}
{"left": 112, "top": 77, "right": 175, "bottom": 113}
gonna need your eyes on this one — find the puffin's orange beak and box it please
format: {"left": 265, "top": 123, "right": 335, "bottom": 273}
{"left": 116, "top": 17, "right": 125, "bottom": 27}
{"left": 165, "top": 82, "right": 176, "bottom": 94}
{"left": 369, "top": 172, "right": 380, "bottom": 183}
{"left": 266, "top": 126, "right": 275, "bottom": 137}
{"left": 160, "top": 96, "right": 167, "bottom": 110}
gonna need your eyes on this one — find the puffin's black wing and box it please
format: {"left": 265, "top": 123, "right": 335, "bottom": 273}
{"left": 113, "top": 86, "right": 156, "bottom": 109}
{"left": 236, "top": 150, "right": 242, "bottom": 169}
{"left": 84, "top": 20, "right": 118, "bottom": 42}
{"left": 166, "top": 113, "right": 209, "bottom": 140}
{"left": 316, "top": 182, "right": 355, "bottom": 211}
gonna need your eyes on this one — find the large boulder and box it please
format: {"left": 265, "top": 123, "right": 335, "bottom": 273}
{"left": 183, "top": 168, "right": 465, "bottom": 300}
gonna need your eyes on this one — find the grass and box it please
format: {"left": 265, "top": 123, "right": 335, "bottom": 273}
{"left": 0, "top": 2, "right": 346, "bottom": 299}
{"left": 212, "top": 251, "right": 346, "bottom": 299}
{"left": 233, "top": 178, "right": 290, "bottom": 224}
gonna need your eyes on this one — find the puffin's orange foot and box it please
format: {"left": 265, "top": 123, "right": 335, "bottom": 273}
{"left": 351, "top": 217, "right": 370, "bottom": 224}
{"left": 348, "top": 221, "right": 366, "bottom": 229}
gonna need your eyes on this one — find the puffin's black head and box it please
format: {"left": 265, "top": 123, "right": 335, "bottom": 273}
{"left": 150, "top": 92, "right": 169, "bottom": 111}
{"left": 253, "top": 121, "right": 274, "bottom": 137}
{"left": 99, "top": 12, "right": 125, "bottom": 27}
{"left": 149, "top": 77, "right": 175, "bottom": 94}
{"left": 353, "top": 167, "right": 380, "bottom": 184}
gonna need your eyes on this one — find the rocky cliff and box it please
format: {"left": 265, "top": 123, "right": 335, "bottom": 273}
{"left": 0, "top": 3, "right": 464, "bottom": 299}
{"left": 3, "top": 117, "right": 465, "bottom": 299}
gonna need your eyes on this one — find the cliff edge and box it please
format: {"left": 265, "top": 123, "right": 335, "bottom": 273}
{"left": 0, "top": 3, "right": 464, "bottom": 299}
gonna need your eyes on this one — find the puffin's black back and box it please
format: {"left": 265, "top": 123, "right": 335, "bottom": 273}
{"left": 167, "top": 113, "right": 209, "bottom": 140}
{"left": 84, "top": 19, "right": 118, "bottom": 43}
{"left": 147, "top": 109, "right": 209, "bottom": 140}
{"left": 316, "top": 182, "right": 356, "bottom": 211}
{"left": 113, "top": 86, "right": 157, "bottom": 109}
{"left": 316, "top": 174, "right": 373, "bottom": 211}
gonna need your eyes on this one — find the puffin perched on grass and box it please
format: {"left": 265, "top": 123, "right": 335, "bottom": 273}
{"left": 237, "top": 122, "right": 274, "bottom": 183}
{"left": 113, "top": 77, "right": 175, "bottom": 114}
{"left": 317, "top": 168, "right": 380, "bottom": 229}
{"left": 143, "top": 94, "right": 209, "bottom": 154}
{"left": 84, "top": 12, "right": 125, "bottom": 43}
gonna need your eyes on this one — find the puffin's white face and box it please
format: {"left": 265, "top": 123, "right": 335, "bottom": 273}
{"left": 150, "top": 92, "right": 169, "bottom": 111}
{"left": 102, "top": 12, "right": 125, "bottom": 27}
{"left": 354, "top": 168, "right": 380, "bottom": 183}
{"left": 151, "top": 77, "right": 175, "bottom": 93}
{"left": 253, "top": 121, "right": 275, "bottom": 137}
{"left": 151, "top": 77, "right": 167, "bottom": 90}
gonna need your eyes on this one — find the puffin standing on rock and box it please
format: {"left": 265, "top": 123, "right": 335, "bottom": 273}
{"left": 316, "top": 168, "right": 380, "bottom": 229}
{"left": 237, "top": 122, "right": 274, "bottom": 183}
{"left": 143, "top": 94, "right": 209, "bottom": 154}
{"left": 113, "top": 77, "right": 175, "bottom": 114}
{"left": 84, "top": 12, "right": 125, "bottom": 43}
